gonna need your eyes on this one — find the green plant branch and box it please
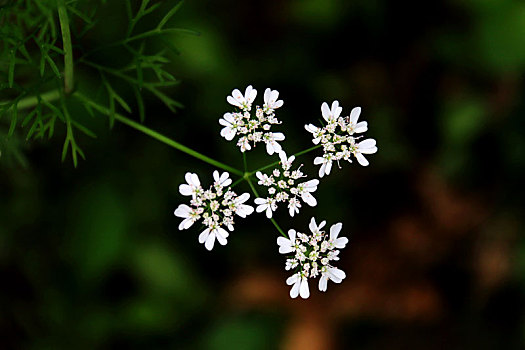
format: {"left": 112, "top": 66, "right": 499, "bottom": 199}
{"left": 15, "top": 90, "right": 61, "bottom": 110}
{"left": 245, "top": 176, "right": 287, "bottom": 238}
{"left": 73, "top": 92, "right": 243, "bottom": 176}
{"left": 252, "top": 144, "right": 322, "bottom": 173}
{"left": 57, "top": 0, "right": 74, "bottom": 93}
{"left": 242, "top": 152, "right": 247, "bottom": 172}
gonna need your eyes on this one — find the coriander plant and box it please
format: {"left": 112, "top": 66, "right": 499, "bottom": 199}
{"left": 1, "top": 1, "right": 378, "bottom": 300}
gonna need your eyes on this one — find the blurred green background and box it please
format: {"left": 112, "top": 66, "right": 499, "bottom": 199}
{"left": 2, "top": 0, "right": 525, "bottom": 349}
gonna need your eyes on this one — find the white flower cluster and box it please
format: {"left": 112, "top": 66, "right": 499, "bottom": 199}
{"left": 174, "top": 171, "right": 254, "bottom": 250}
{"left": 278, "top": 218, "right": 348, "bottom": 299}
{"left": 305, "top": 101, "right": 378, "bottom": 177}
{"left": 254, "top": 151, "right": 319, "bottom": 218}
{"left": 220, "top": 85, "right": 285, "bottom": 155}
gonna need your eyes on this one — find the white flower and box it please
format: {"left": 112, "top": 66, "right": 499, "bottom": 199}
{"left": 174, "top": 204, "right": 199, "bottom": 230}
{"left": 277, "top": 229, "right": 297, "bottom": 254}
{"left": 305, "top": 124, "right": 323, "bottom": 144}
{"left": 314, "top": 155, "right": 333, "bottom": 178}
{"left": 347, "top": 107, "right": 367, "bottom": 135}
{"left": 263, "top": 88, "right": 284, "bottom": 111}
{"left": 254, "top": 197, "right": 277, "bottom": 218}
{"left": 237, "top": 136, "right": 251, "bottom": 152}
{"left": 227, "top": 85, "right": 257, "bottom": 111}
{"left": 286, "top": 273, "right": 310, "bottom": 299}
{"left": 318, "top": 266, "right": 346, "bottom": 292}
{"left": 179, "top": 172, "right": 202, "bottom": 198}
{"left": 288, "top": 197, "right": 301, "bottom": 216}
{"left": 298, "top": 179, "right": 319, "bottom": 206}
{"left": 321, "top": 100, "right": 342, "bottom": 123}
{"left": 233, "top": 193, "right": 254, "bottom": 218}
{"left": 198, "top": 226, "right": 229, "bottom": 251}
{"left": 264, "top": 132, "right": 285, "bottom": 155}
{"left": 278, "top": 151, "right": 295, "bottom": 170}
{"left": 329, "top": 222, "right": 348, "bottom": 248}
{"left": 213, "top": 170, "right": 232, "bottom": 188}
{"left": 175, "top": 170, "right": 253, "bottom": 250}
{"left": 306, "top": 103, "right": 377, "bottom": 175}
{"left": 354, "top": 138, "right": 378, "bottom": 166}
{"left": 219, "top": 113, "right": 238, "bottom": 141}
{"left": 278, "top": 217, "right": 348, "bottom": 298}
{"left": 256, "top": 171, "right": 274, "bottom": 186}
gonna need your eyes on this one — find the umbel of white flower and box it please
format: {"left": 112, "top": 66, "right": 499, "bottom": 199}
{"left": 254, "top": 151, "right": 319, "bottom": 218}
{"left": 174, "top": 171, "right": 254, "bottom": 250}
{"left": 220, "top": 85, "right": 285, "bottom": 155}
{"left": 278, "top": 217, "right": 348, "bottom": 299}
{"left": 305, "top": 101, "right": 378, "bottom": 177}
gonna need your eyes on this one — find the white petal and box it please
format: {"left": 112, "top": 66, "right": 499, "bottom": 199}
{"left": 236, "top": 192, "right": 250, "bottom": 204}
{"left": 356, "top": 153, "right": 369, "bottom": 166}
{"left": 319, "top": 275, "right": 328, "bottom": 292}
{"left": 309, "top": 218, "right": 317, "bottom": 234}
{"left": 204, "top": 231, "right": 216, "bottom": 250}
{"left": 178, "top": 218, "right": 192, "bottom": 230}
{"left": 272, "top": 132, "right": 285, "bottom": 141}
{"left": 265, "top": 206, "right": 273, "bottom": 218}
{"left": 221, "top": 126, "right": 236, "bottom": 141}
{"left": 286, "top": 273, "right": 299, "bottom": 285}
{"left": 199, "top": 228, "right": 210, "bottom": 243}
{"left": 264, "top": 88, "right": 271, "bottom": 103}
{"left": 213, "top": 170, "right": 220, "bottom": 183}
{"left": 354, "top": 121, "right": 368, "bottom": 133}
{"left": 330, "top": 223, "right": 343, "bottom": 240}
{"left": 358, "top": 139, "right": 376, "bottom": 149}
{"left": 256, "top": 204, "right": 267, "bottom": 213}
{"left": 313, "top": 157, "right": 324, "bottom": 165}
{"left": 321, "top": 102, "right": 330, "bottom": 121}
{"left": 290, "top": 279, "right": 300, "bottom": 298}
{"left": 190, "top": 173, "right": 200, "bottom": 187}
{"left": 301, "top": 192, "right": 317, "bottom": 207}
{"left": 299, "top": 277, "right": 310, "bottom": 299}
{"left": 349, "top": 107, "right": 361, "bottom": 124}
{"left": 334, "top": 237, "right": 349, "bottom": 249}
{"left": 216, "top": 228, "right": 228, "bottom": 245}
{"left": 254, "top": 198, "right": 267, "bottom": 205}
{"left": 325, "top": 161, "right": 332, "bottom": 175}
{"left": 328, "top": 267, "right": 346, "bottom": 283}
{"left": 174, "top": 204, "right": 191, "bottom": 218}
{"left": 288, "top": 229, "right": 296, "bottom": 242}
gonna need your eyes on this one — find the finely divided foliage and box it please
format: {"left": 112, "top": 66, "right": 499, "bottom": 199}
{"left": 0, "top": 0, "right": 193, "bottom": 166}
{"left": 175, "top": 85, "right": 378, "bottom": 299}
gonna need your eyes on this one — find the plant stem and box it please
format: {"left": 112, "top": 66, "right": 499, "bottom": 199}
{"left": 74, "top": 92, "right": 243, "bottom": 176}
{"left": 245, "top": 177, "right": 287, "bottom": 238}
{"left": 57, "top": 0, "right": 74, "bottom": 94}
{"left": 252, "top": 144, "right": 322, "bottom": 173}
{"left": 16, "top": 90, "right": 61, "bottom": 110}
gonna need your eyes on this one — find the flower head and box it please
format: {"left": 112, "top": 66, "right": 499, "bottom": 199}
{"left": 305, "top": 102, "right": 378, "bottom": 177}
{"left": 254, "top": 151, "right": 319, "bottom": 218}
{"left": 278, "top": 218, "right": 348, "bottom": 298}
{"left": 220, "top": 85, "right": 286, "bottom": 155}
{"left": 174, "top": 171, "right": 254, "bottom": 250}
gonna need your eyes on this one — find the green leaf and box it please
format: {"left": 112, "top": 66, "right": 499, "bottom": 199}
{"left": 7, "top": 102, "right": 17, "bottom": 137}
{"left": 157, "top": 1, "right": 183, "bottom": 30}
{"left": 72, "top": 120, "right": 97, "bottom": 138}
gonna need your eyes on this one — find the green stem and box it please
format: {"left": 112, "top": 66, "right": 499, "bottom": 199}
{"left": 252, "top": 144, "right": 322, "bottom": 173}
{"left": 57, "top": 0, "right": 74, "bottom": 94}
{"left": 74, "top": 92, "right": 243, "bottom": 176}
{"left": 245, "top": 177, "right": 287, "bottom": 238}
{"left": 16, "top": 90, "right": 61, "bottom": 110}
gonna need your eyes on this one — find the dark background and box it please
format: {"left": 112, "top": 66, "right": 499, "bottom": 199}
{"left": 2, "top": 0, "right": 525, "bottom": 348}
